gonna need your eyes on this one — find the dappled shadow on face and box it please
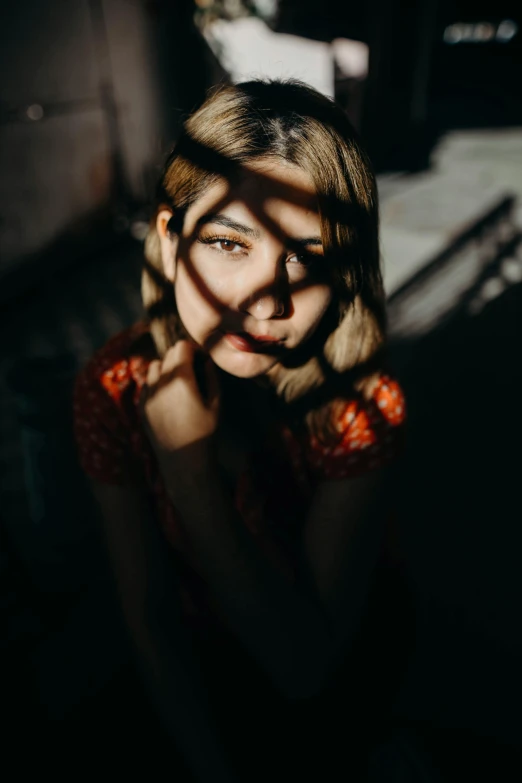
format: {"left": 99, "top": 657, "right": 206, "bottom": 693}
{"left": 167, "top": 130, "right": 369, "bottom": 225}
{"left": 145, "top": 133, "right": 383, "bottom": 402}
{"left": 158, "top": 133, "right": 376, "bottom": 283}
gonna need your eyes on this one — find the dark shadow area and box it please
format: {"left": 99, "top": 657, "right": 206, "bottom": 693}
{"left": 274, "top": 1, "right": 369, "bottom": 44}
{"left": 275, "top": 1, "right": 521, "bottom": 171}
{"left": 386, "top": 281, "right": 522, "bottom": 772}
{"left": 384, "top": 205, "right": 522, "bottom": 767}
{"left": 0, "top": 207, "right": 130, "bottom": 311}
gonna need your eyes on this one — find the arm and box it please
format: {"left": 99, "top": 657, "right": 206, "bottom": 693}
{"left": 169, "top": 457, "right": 387, "bottom": 700}
{"left": 90, "top": 480, "right": 240, "bottom": 783}
{"left": 141, "top": 341, "right": 389, "bottom": 700}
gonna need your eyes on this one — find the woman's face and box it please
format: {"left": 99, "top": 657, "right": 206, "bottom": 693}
{"left": 157, "top": 159, "right": 334, "bottom": 379}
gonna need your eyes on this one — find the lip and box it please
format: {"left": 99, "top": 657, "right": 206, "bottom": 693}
{"left": 223, "top": 331, "right": 284, "bottom": 353}
{"left": 246, "top": 332, "right": 281, "bottom": 343}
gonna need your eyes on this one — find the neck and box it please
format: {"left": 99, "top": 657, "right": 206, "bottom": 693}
{"left": 218, "top": 369, "right": 282, "bottom": 434}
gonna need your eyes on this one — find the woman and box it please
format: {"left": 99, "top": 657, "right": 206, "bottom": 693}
{"left": 74, "top": 79, "right": 410, "bottom": 781}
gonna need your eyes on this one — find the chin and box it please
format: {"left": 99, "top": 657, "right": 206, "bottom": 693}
{"left": 210, "top": 345, "right": 279, "bottom": 379}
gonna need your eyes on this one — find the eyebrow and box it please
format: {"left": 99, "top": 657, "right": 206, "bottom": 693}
{"left": 289, "top": 236, "right": 323, "bottom": 248}
{"left": 196, "top": 212, "right": 262, "bottom": 239}
{"left": 196, "top": 212, "right": 323, "bottom": 248}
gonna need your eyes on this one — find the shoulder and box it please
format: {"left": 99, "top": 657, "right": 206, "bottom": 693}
{"left": 341, "top": 374, "right": 406, "bottom": 433}
{"left": 306, "top": 373, "right": 406, "bottom": 480}
{"left": 74, "top": 321, "right": 154, "bottom": 406}
{"left": 73, "top": 322, "right": 155, "bottom": 484}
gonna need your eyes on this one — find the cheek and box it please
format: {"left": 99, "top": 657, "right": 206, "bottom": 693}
{"left": 202, "top": 273, "right": 231, "bottom": 303}
{"left": 177, "top": 253, "right": 233, "bottom": 311}
{"left": 175, "top": 258, "right": 227, "bottom": 316}
{"left": 292, "top": 285, "right": 333, "bottom": 335}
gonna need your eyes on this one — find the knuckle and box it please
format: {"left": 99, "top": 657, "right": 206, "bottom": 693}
{"left": 147, "top": 359, "right": 159, "bottom": 377}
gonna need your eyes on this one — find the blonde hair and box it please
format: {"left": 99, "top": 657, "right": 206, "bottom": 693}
{"left": 142, "top": 79, "right": 385, "bottom": 441}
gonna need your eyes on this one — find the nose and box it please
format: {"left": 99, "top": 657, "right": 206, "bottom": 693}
{"left": 238, "top": 259, "right": 288, "bottom": 319}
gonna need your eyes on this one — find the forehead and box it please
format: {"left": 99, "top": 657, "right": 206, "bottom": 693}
{"left": 183, "top": 159, "right": 320, "bottom": 235}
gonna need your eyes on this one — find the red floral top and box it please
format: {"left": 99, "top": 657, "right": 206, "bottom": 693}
{"left": 73, "top": 322, "right": 406, "bottom": 632}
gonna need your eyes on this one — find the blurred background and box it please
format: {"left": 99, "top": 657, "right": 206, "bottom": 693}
{"left": 1, "top": 1, "right": 521, "bottom": 778}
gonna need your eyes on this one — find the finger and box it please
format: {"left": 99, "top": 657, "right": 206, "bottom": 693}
{"left": 162, "top": 339, "right": 195, "bottom": 373}
{"left": 162, "top": 340, "right": 201, "bottom": 399}
{"left": 146, "top": 359, "right": 161, "bottom": 385}
{"left": 162, "top": 340, "right": 204, "bottom": 401}
{"left": 176, "top": 339, "right": 196, "bottom": 366}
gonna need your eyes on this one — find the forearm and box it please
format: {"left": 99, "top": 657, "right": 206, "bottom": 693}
{"left": 89, "top": 476, "right": 240, "bottom": 782}
{"left": 128, "top": 618, "right": 239, "bottom": 783}
{"left": 170, "top": 466, "right": 332, "bottom": 699}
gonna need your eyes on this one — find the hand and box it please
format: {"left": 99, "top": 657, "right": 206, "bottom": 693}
{"left": 140, "top": 340, "right": 219, "bottom": 482}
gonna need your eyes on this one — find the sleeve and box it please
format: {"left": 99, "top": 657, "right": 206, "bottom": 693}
{"left": 72, "top": 357, "right": 136, "bottom": 485}
{"left": 306, "top": 375, "right": 406, "bottom": 481}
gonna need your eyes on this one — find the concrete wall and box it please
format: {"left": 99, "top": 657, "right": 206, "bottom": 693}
{"left": 0, "top": 0, "right": 167, "bottom": 277}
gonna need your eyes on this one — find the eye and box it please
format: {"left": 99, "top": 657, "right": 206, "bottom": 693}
{"left": 197, "top": 234, "right": 247, "bottom": 254}
{"left": 217, "top": 239, "right": 241, "bottom": 253}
